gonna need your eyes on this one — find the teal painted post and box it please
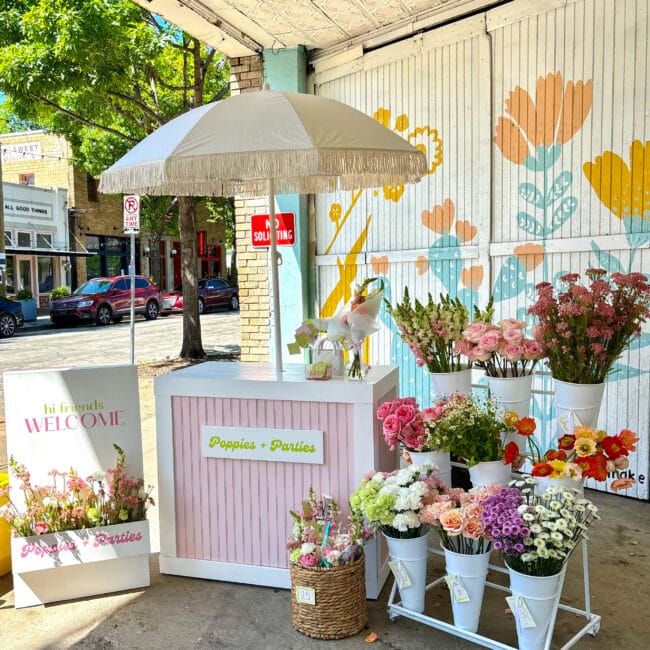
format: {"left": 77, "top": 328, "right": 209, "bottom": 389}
{"left": 262, "top": 47, "right": 309, "bottom": 366}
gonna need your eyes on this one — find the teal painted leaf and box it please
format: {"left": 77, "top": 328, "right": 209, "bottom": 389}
{"left": 547, "top": 196, "right": 577, "bottom": 233}
{"left": 492, "top": 256, "right": 526, "bottom": 302}
{"left": 429, "top": 238, "right": 462, "bottom": 295}
{"left": 628, "top": 333, "right": 650, "bottom": 350}
{"left": 519, "top": 182, "right": 545, "bottom": 208}
{"left": 516, "top": 211, "right": 545, "bottom": 236}
{"left": 607, "top": 363, "right": 646, "bottom": 381}
{"left": 546, "top": 171, "right": 572, "bottom": 205}
{"left": 524, "top": 145, "right": 562, "bottom": 171}
{"left": 524, "top": 282, "right": 538, "bottom": 302}
{"left": 622, "top": 216, "right": 650, "bottom": 248}
{"left": 590, "top": 241, "right": 624, "bottom": 274}
{"left": 456, "top": 288, "right": 478, "bottom": 311}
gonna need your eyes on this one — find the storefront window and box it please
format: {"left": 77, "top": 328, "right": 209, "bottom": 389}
{"left": 17, "top": 232, "right": 31, "bottom": 248}
{"left": 38, "top": 257, "right": 54, "bottom": 292}
{"left": 5, "top": 256, "right": 15, "bottom": 293}
{"left": 36, "top": 233, "right": 53, "bottom": 249}
{"left": 4, "top": 231, "right": 12, "bottom": 246}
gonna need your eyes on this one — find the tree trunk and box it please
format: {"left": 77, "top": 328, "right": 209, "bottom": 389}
{"left": 149, "top": 230, "right": 161, "bottom": 288}
{"left": 178, "top": 196, "right": 204, "bottom": 359}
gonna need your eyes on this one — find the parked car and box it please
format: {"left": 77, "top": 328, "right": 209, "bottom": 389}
{"left": 50, "top": 276, "right": 162, "bottom": 326}
{"left": 161, "top": 277, "right": 239, "bottom": 315}
{"left": 0, "top": 296, "right": 24, "bottom": 338}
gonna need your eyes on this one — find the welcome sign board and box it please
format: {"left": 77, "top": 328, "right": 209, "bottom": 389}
{"left": 202, "top": 425, "right": 324, "bottom": 464}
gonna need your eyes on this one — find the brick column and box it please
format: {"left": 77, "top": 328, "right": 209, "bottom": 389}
{"left": 229, "top": 55, "right": 269, "bottom": 362}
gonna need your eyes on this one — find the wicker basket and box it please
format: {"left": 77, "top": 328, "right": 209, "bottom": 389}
{"left": 290, "top": 553, "right": 368, "bottom": 639}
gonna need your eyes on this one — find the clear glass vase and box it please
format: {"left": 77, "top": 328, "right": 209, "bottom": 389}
{"left": 345, "top": 346, "right": 368, "bottom": 381}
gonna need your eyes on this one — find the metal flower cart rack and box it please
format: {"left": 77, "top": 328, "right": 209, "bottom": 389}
{"left": 387, "top": 539, "right": 600, "bottom": 650}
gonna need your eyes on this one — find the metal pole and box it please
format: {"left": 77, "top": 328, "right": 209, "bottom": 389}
{"left": 129, "top": 231, "right": 136, "bottom": 365}
{"left": 268, "top": 178, "right": 283, "bottom": 372}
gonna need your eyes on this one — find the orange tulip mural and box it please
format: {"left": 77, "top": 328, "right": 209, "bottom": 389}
{"left": 584, "top": 139, "right": 650, "bottom": 270}
{"left": 492, "top": 71, "right": 592, "bottom": 303}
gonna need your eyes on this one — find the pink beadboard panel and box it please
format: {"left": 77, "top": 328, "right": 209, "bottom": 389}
{"left": 171, "top": 396, "right": 356, "bottom": 569}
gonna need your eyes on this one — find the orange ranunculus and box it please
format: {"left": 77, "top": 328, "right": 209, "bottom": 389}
{"left": 532, "top": 462, "right": 554, "bottom": 477}
{"left": 494, "top": 72, "right": 593, "bottom": 164}
{"left": 584, "top": 140, "right": 650, "bottom": 220}
{"left": 558, "top": 434, "right": 576, "bottom": 450}
{"left": 545, "top": 449, "right": 567, "bottom": 462}
{"left": 600, "top": 436, "right": 628, "bottom": 459}
{"left": 618, "top": 429, "right": 639, "bottom": 452}
{"left": 515, "top": 417, "right": 536, "bottom": 436}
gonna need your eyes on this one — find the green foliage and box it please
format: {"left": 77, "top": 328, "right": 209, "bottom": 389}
{"left": 15, "top": 287, "right": 33, "bottom": 300}
{"left": 50, "top": 285, "right": 69, "bottom": 299}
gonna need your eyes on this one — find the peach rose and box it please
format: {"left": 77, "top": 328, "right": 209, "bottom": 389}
{"left": 439, "top": 508, "right": 465, "bottom": 536}
{"left": 462, "top": 517, "right": 485, "bottom": 540}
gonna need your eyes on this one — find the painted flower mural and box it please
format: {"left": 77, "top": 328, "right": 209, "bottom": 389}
{"left": 584, "top": 139, "right": 650, "bottom": 253}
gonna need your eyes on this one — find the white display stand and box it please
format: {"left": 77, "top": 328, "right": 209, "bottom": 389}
{"left": 154, "top": 362, "right": 399, "bottom": 599}
{"left": 3, "top": 365, "right": 151, "bottom": 607}
{"left": 387, "top": 539, "right": 600, "bottom": 650}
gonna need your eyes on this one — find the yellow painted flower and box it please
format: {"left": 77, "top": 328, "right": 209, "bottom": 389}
{"left": 383, "top": 184, "right": 405, "bottom": 202}
{"left": 408, "top": 125, "right": 443, "bottom": 175}
{"left": 329, "top": 203, "right": 342, "bottom": 223}
{"left": 495, "top": 71, "right": 593, "bottom": 164}
{"left": 373, "top": 108, "right": 390, "bottom": 127}
{"left": 574, "top": 437, "right": 597, "bottom": 457}
{"left": 395, "top": 114, "right": 409, "bottom": 132}
{"left": 583, "top": 139, "right": 650, "bottom": 219}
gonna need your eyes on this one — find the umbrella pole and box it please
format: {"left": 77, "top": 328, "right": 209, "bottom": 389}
{"left": 268, "top": 177, "right": 283, "bottom": 372}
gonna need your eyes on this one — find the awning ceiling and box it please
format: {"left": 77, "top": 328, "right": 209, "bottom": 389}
{"left": 132, "top": 0, "right": 511, "bottom": 58}
{"left": 6, "top": 248, "right": 97, "bottom": 258}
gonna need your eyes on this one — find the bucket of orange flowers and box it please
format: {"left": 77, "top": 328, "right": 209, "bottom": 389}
{"left": 510, "top": 413, "right": 639, "bottom": 495}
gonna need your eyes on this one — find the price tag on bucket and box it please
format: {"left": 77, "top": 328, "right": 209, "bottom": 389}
{"left": 445, "top": 574, "right": 470, "bottom": 602}
{"left": 506, "top": 596, "right": 536, "bottom": 628}
{"left": 295, "top": 586, "right": 316, "bottom": 605}
{"left": 388, "top": 561, "right": 412, "bottom": 589}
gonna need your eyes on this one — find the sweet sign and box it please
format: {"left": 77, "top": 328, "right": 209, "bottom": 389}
{"left": 201, "top": 425, "right": 323, "bottom": 464}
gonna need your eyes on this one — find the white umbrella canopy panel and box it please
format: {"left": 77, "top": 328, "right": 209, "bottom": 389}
{"left": 99, "top": 88, "right": 427, "bottom": 370}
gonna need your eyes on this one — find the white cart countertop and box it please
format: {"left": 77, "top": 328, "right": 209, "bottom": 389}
{"left": 154, "top": 361, "right": 398, "bottom": 404}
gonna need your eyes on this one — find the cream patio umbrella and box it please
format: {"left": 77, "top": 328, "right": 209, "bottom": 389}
{"left": 99, "top": 86, "right": 427, "bottom": 371}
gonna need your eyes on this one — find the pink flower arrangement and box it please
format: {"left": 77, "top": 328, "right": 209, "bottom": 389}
{"left": 420, "top": 484, "right": 502, "bottom": 554}
{"left": 376, "top": 397, "right": 429, "bottom": 451}
{"left": 456, "top": 318, "right": 546, "bottom": 377}
{"left": 287, "top": 487, "right": 372, "bottom": 568}
{"left": 0, "top": 445, "right": 153, "bottom": 538}
{"left": 528, "top": 269, "right": 650, "bottom": 383}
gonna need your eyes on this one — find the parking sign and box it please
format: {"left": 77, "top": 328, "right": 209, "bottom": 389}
{"left": 123, "top": 195, "right": 140, "bottom": 233}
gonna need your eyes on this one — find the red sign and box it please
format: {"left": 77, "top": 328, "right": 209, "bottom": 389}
{"left": 251, "top": 212, "right": 295, "bottom": 247}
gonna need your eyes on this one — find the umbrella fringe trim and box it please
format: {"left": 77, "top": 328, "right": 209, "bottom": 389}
{"left": 99, "top": 149, "right": 427, "bottom": 196}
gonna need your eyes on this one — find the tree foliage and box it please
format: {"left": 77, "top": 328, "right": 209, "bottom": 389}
{"left": 0, "top": 0, "right": 231, "bottom": 358}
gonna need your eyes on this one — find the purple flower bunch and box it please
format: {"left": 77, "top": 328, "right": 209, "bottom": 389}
{"left": 479, "top": 487, "right": 528, "bottom": 556}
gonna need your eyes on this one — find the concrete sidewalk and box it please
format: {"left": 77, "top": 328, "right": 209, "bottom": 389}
{"left": 1, "top": 361, "right": 648, "bottom": 649}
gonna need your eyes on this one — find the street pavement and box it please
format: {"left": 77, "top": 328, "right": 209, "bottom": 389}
{"left": 1, "top": 316, "right": 649, "bottom": 648}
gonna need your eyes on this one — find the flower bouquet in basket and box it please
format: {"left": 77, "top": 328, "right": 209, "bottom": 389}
{"left": 480, "top": 478, "right": 600, "bottom": 649}
{"left": 286, "top": 487, "right": 372, "bottom": 640}
{"left": 528, "top": 269, "right": 650, "bottom": 384}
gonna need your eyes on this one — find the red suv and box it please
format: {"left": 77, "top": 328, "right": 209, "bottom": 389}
{"left": 50, "top": 276, "right": 162, "bottom": 326}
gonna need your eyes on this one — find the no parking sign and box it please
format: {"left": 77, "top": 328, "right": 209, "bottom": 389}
{"left": 123, "top": 195, "right": 140, "bottom": 233}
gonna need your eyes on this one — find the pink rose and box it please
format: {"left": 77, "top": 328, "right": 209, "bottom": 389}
{"left": 299, "top": 553, "right": 318, "bottom": 567}
{"left": 504, "top": 343, "right": 524, "bottom": 362}
{"left": 394, "top": 404, "right": 417, "bottom": 425}
{"left": 464, "top": 322, "right": 488, "bottom": 343}
{"left": 422, "top": 405, "right": 445, "bottom": 422}
{"left": 454, "top": 338, "right": 472, "bottom": 356}
{"left": 522, "top": 338, "right": 545, "bottom": 360}
{"left": 503, "top": 327, "right": 524, "bottom": 344}
{"left": 383, "top": 413, "right": 401, "bottom": 435}
{"left": 376, "top": 401, "right": 396, "bottom": 420}
{"left": 403, "top": 428, "right": 427, "bottom": 451}
{"left": 479, "top": 331, "right": 501, "bottom": 352}
{"left": 498, "top": 318, "right": 525, "bottom": 330}
{"left": 471, "top": 344, "right": 493, "bottom": 362}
